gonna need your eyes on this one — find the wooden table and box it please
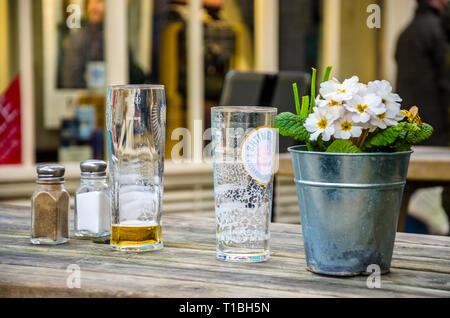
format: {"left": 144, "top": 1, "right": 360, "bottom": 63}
{"left": 277, "top": 146, "right": 450, "bottom": 231}
{"left": 0, "top": 204, "right": 449, "bottom": 298}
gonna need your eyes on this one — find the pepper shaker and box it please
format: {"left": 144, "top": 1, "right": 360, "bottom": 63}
{"left": 74, "top": 160, "right": 110, "bottom": 238}
{"left": 31, "top": 164, "right": 70, "bottom": 245}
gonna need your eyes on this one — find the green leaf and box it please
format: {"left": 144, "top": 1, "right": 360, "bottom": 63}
{"left": 306, "top": 142, "right": 316, "bottom": 151}
{"left": 292, "top": 83, "right": 301, "bottom": 117}
{"left": 322, "top": 66, "right": 333, "bottom": 83}
{"left": 394, "top": 139, "right": 412, "bottom": 152}
{"left": 405, "top": 123, "right": 433, "bottom": 144}
{"left": 310, "top": 68, "right": 317, "bottom": 111}
{"left": 301, "top": 96, "right": 310, "bottom": 119}
{"left": 362, "top": 122, "right": 408, "bottom": 150}
{"left": 326, "top": 139, "right": 362, "bottom": 153}
{"left": 274, "top": 112, "right": 310, "bottom": 142}
{"left": 363, "top": 122, "right": 434, "bottom": 152}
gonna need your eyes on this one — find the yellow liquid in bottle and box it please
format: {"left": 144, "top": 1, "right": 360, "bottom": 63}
{"left": 111, "top": 224, "right": 162, "bottom": 247}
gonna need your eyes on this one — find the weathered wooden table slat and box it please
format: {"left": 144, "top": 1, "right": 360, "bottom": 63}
{"left": 0, "top": 205, "right": 449, "bottom": 298}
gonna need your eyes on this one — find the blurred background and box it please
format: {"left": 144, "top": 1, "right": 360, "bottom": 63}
{"left": 0, "top": 0, "right": 449, "bottom": 234}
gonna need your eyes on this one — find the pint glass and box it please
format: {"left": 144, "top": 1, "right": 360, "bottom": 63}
{"left": 211, "top": 107, "right": 277, "bottom": 262}
{"left": 106, "top": 85, "right": 166, "bottom": 251}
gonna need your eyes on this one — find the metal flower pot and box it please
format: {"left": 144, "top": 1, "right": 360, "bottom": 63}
{"left": 289, "top": 145, "right": 412, "bottom": 276}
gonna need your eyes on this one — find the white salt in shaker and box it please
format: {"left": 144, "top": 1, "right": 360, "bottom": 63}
{"left": 74, "top": 160, "right": 110, "bottom": 238}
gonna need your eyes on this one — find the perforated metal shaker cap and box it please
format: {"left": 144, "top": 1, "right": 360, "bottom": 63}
{"left": 37, "top": 164, "right": 65, "bottom": 182}
{"left": 80, "top": 160, "right": 107, "bottom": 177}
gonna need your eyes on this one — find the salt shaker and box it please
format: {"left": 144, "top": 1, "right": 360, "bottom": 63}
{"left": 31, "top": 164, "right": 70, "bottom": 245}
{"left": 74, "top": 160, "right": 110, "bottom": 238}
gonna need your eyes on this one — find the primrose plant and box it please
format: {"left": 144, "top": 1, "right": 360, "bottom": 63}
{"left": 274, "top": 66, "right": 433, "bottom": 153}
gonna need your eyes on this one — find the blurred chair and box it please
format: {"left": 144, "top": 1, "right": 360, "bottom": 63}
{"left": 219, "top": 70, "right": 311, "bottom": 153}
{"left": 219, "top": 71, "right": 267, "bottom": 106}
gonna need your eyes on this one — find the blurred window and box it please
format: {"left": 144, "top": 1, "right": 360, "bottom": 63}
{"left": 58, "top": 0, "right": 106, "bottom": 89}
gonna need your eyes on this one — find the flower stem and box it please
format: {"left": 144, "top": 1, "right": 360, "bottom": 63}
{"left": 356, "top": 129, "right": 370, "bottom": 149}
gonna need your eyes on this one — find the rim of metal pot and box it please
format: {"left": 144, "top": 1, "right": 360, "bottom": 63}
{"left": 288, "top": 145, "right": 413, "bottom": 156}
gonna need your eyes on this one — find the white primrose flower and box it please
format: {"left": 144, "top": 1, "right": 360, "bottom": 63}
{"left": 368, "top": 80, "right": 402, "bottom": 105}
{"left": 370, "top": 102, "right": 404, "bottom": 129}
{"left": 366, "top": 81, "right": 404, "bottom": 128}
{"left": 319, "top": 76, "right": 360, "bottom": 102}
{"left": 333, "top": 115, "right": 363, "bottom": 140}
{"left": 306, "top": 77, "right": 406, "bottom": 141}
{"left": 315, "top": 98, "right": 345, "bottom": 121}
{"left": 356, "top": 83, "right": 369, "bottom": 96}
{"left": 305, "top": 108, "right": 335, "bottom": 141}
{"left": 346, "top": 93, "right": 384, "bottom": 124}
{"left": 386, "top": 101, "right": 405, "bottom": 121}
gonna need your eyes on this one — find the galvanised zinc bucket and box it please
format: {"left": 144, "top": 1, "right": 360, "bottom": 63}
{"left": 289, "top": 146, "right": 412, "bottom": 276}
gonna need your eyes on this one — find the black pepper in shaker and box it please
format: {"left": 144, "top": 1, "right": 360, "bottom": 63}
{"left": 31, "top": 164, "right": 70, "bottom": 245}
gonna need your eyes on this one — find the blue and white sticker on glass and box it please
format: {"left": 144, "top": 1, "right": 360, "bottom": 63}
{"left": 241, "top": 127, "right": 275, "bottom": 185}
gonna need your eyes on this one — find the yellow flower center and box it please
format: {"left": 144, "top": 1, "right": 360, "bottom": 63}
{"left": 357, "top": 104, "right": 368, "bottom": 114}
{"left": 329, "top": 100, "right": 339, "bottom": 107}
{"left": 382, "top": 98, "right": 387, "bottom": 104}
{"left": 377, "top": 112, "right": 386, "bottom": 120}
{"left": 340, "top": 120, "right": 352, "bottom": 132}
{"left": 338, "top": 89, "right": 347, "bottom": 93}
{"left": 317, "top": 119, "right": 328, "bottom": 129}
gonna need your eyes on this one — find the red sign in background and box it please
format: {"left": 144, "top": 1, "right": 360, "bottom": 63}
{"left": 0, "top": 76, "right": 22, "bottom": 165}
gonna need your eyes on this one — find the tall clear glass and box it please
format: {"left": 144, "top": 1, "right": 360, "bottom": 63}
{"left": 106, "top": 85, "right": 166, "bottom": 252}
{"left": 212, "top": 107, "right": 277, "bottom": 262}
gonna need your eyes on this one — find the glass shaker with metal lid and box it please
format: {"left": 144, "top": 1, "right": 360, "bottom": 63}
{"left": 31, "top": 164, "right": 70, "bottom": 245}
{"left": 74, "top": 160, "right": 110, "bottom": 238}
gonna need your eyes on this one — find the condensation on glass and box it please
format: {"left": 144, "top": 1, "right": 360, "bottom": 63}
{"left": 212, "top": 106, "right": 277, "bottom": 262}
{"left": 106, "top": 85, "right": 166, "bottom": 252}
